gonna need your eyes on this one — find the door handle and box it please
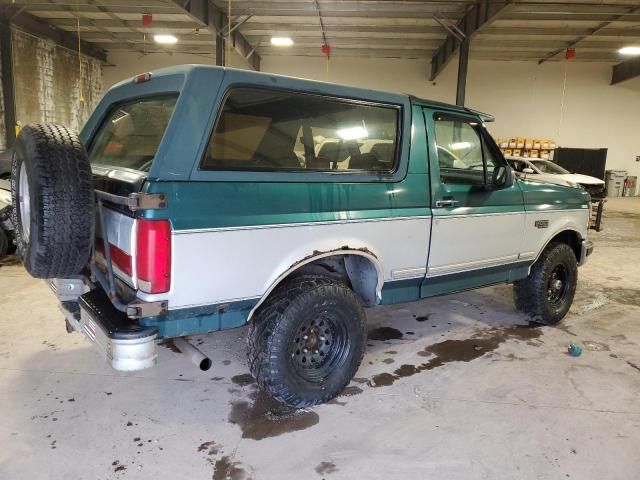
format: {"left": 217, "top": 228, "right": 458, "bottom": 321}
{"left": 435, "top": 199, "right": 459, "bottom": 208}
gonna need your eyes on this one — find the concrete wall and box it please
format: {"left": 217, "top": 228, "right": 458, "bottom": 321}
{"left": 0, "top": 28, "right": 103, "bottom": 149}
{"left": 11, "top": 28, "right": 103, "bottom": 135}
{"left": 0, "top": 46, "right": 5, "bottom": 152}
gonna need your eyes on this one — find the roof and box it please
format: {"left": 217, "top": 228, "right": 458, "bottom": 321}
{"left": 4, "top": 0, "right": 639, "bottom": 65}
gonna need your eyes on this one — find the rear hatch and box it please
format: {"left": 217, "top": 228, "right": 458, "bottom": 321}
{"left": 87, "top": 92, "right": 178, "bottom": 292}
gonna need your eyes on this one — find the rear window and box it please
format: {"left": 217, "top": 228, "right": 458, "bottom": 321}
{"left": 89, "top": 94, "right": 178, "bottom": 172}
{"left": 200, "top": 88, "right": 400, "bottom": 173}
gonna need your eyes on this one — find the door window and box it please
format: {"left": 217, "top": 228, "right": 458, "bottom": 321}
{"left": 201, "top": 88, "right": 400, "bottom": 173}
{"left": 434, "top": 115, "right": 500, "bottom": 185}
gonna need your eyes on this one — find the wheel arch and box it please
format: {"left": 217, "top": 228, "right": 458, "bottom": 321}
{"left": 535, "top": 228, "right": 583, "bottom": 264}
{"left": 246, "top": 248, "right": 384, "bottom": 323}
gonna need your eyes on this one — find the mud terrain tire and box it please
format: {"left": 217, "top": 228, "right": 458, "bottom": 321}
{"left": 514, "top": 242, "right": 578, "bottom": 325}
{"left": 248, "top": 275, "right": 367, "bottom": 408}
{"left": 11, "top": 124, "right": 94, "bottom": 278}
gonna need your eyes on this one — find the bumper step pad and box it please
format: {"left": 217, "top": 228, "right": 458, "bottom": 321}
{"left": 60, "top": 288, "right": 159, "bottom": 371}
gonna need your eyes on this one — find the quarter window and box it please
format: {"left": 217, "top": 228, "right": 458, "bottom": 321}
{"left": 201, "top": 88, "right": 400, "bottom": 173}
{"left": 434, "top": 115, "right": 500, "bottom": 185}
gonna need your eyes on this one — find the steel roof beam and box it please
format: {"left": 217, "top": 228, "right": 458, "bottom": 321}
{"left": 611, "top": 56, "right": 640, "bottom": 85}
{"left": 537, "top": 4, "right": 640, "bottom": 64}
{"left": 429, "top": 0, "right": 512, "bottom": 81}
{"left": 0, "top": 4, "right": 107, "bottom": 62}
{"left": 171, "top": 0, "right": 260, "bottom": 70}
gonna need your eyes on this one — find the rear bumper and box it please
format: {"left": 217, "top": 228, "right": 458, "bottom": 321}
{"left": 53, "top": 281, "right": 158, "bottom": 371}
{"left": 578, "top": 239, "right": 594, "bottom": 266}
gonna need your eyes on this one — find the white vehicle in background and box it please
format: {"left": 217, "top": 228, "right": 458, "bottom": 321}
{"left": 507, "top": 157, "right": 605, "bottom": 194}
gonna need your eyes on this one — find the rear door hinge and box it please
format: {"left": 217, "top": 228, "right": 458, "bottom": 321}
{"left": 127, "top": 192, "right": 167, "bottom": 211}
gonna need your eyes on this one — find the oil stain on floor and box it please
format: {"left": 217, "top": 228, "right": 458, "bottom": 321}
{"left": 368, "top": 325, "right": 542, "bottom": 388}
{"left": 368, "top": 327, "right": 403, "bottom": 341}
{"left": 228, "top": 389, "right": 319, "bottom": 440}
{"left": 213, "top": 456, "right": 250, "bottom": 480}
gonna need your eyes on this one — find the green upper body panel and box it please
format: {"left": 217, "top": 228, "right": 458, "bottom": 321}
{"left": 82, "top": 64, "right": 589, "bottom": 230}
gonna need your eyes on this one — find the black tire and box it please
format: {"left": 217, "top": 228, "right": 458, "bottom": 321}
{"left": 0, "top": 227, "right": 7, "bottom": 258}
{"left": 247, "top": 275, "right": 367, "bottom": 408}
{"left": 11, "top": 124, "right": 94, "bottom": 278}
{"left": 513, "top": 242, "right": 578, "bottom": 325}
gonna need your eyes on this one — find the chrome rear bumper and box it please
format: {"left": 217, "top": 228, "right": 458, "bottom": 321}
{"left": 52, "top": 279, "right": 158, "bottom": 371}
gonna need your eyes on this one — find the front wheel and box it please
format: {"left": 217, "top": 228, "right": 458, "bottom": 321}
{"left": 247, "top": 275, "right": 367, "bottom": 408}
{"left": 514, "top": 242, "right": 578, "bottom": 325}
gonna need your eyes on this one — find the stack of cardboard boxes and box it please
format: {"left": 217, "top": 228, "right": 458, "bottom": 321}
{"left": 495, "top": 138, "right": 557, "bottom": 160}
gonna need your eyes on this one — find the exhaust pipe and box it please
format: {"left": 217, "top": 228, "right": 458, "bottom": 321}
{"left": 173, "top": 338, "right": 212, "bottom": 371}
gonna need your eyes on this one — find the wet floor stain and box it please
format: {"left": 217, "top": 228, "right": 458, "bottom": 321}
{"left": 583, "top": 341, "right": 610, "bottom": 352}
{"left": 231, "top": 374, "right": 256, "bottom": 387}
{"left": 197, "top": 441, "right": 219, "bottom": 455}
{"left": 315, "top": 461, "right": 338, "bottom": 475}
{"left": 603, "top": 288, "right": 640, "bottom": 308}
{"left": 368, "top": 327, "right": 403, "bottom": 341}
{"left": 228, "top": 391, "right": 319, "bottom": 440}
{"left": 158, "top": 339, "right": 181, "bottom": 354}
{"left": 368, "top": 372, "right": 396, "bottom": 387}
{"left": 369, "top": 325, "right": 542, "bottom": 388}
{"left": 626, "top": 361, "right": 640, "bottom": 373}
{"left": 213, "top": 456, "right": 250, "bottom": 480}
{"left": 340, "top": 386, "right": 363, "bottom": 397}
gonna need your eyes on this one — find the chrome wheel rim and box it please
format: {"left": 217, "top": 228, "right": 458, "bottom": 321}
{"left": 19, "top": 163, "right": 31, "bottom": 242}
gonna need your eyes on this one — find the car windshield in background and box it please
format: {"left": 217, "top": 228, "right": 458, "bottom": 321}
{"left": 531, "top": 160, "right": 569, "bottom": 175}
{"left": 88, "top": 94, "right": 178, "bottom": 172}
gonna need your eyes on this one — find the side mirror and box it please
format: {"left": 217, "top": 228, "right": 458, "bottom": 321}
{"left": 492, "top": 165, "right": 511, "bottom": 188}
{"left": 522, "top": 167, "right": 534, "bottom": 174}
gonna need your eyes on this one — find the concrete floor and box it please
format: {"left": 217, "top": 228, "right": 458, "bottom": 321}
{"left": 1, "top": 198, "right": 639, "bottom": 480}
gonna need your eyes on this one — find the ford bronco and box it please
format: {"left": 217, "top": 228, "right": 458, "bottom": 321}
{"left": 11, "top": 66, "right": 593, "bottom": 407}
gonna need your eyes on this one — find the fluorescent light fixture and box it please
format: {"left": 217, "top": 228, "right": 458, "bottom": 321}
{"left": 619, "top": 46, "right": 640, "bottom": 55}
{"left": 154, "top": 34, "right": 178, "bottom": 45}
{"left": 271, "top": 36, "right": 293, "bottom": 47}
{"left": 337, "top": 126, "right": 368, "bottom": 140}
{"left": 450, "top": 141, "right": 472, "bottom": 150}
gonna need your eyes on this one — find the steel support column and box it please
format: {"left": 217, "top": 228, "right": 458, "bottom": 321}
{"left": 429, "top": 0, "right": 511, "bottom": 81}
{"left": 456, "top": 37, "right": 470, "bottom": 106}
{"left": 0, "top": 20, "right": 16, "bottom": 148}
{"left": 172, "top": 0, "right": 260, "bottom": 70}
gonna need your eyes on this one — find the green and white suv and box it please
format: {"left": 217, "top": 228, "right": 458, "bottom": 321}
{"left": 11, "top": 66, "right": 593, "bottom": 407}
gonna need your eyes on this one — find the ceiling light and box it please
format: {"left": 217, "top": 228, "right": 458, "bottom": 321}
{"left": 154, "top": 34, "right": 178, "bottom": 45}
{"left": 619, "top": 46, "right": 640, "bottom": 55}
{"left": 271, "top": 37, "right": 293, "bottom": 47}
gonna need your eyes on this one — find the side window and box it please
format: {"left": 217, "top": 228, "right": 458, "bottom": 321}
{"left": 433, "top": 115, "right": 499, "bottom": 185}
{"left": 201, "top": 88, "right": 400, "bottom": 173}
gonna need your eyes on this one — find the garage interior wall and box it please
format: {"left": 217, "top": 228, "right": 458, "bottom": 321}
{"left": 0, "top": 51, "right": 5, "bottom": 152}
{"left": 1, "top": 28, "right": 103, "bottom": 142}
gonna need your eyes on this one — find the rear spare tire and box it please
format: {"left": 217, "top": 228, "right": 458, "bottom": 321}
{"left": 11, "top": 124, "right": 94, "bottom": 278}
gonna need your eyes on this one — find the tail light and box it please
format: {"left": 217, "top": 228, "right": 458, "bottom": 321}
{"left": 136, "top": 219, "right": 171, "bottom": 294}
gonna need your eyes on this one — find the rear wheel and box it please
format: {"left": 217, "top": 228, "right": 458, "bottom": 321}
{"left": 514, "top": 242, "right": 578, "bottom": 325}
{"left": 11, "top": 124, "right": 94, "bottom": 278}
{"left": 247, "top": 275, "right": 367, "bottom": 407}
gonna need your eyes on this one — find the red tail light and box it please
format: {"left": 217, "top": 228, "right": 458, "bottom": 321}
{"left": 96, "top": 242, "right": 132, "bottom": 277}
{"left": 136, "top": 219, "right": 171, "bottom": 294}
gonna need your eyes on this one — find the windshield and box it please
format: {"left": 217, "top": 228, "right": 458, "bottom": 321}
{"left": 88, "top": 94, "right": 178, "bottom": 172}
{"left": 530, "top": 160, "right": 569, "bottom": 175}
